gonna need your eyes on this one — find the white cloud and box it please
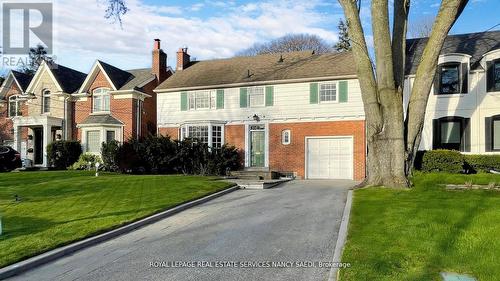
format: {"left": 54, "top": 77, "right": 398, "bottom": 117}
{"left": 7, "top": 0, "right": 341, "bottom": 72}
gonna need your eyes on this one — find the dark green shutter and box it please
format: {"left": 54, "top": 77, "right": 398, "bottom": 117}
{"left": 240, "top": 88, "right": 248, "bottom": 108}
{"left": 462, "top": 118, "right": 471, "bottom": 152}
{"left": 461, "top": 63, "right": 468, "bottom": 94}
{"left": 180, "top": 92, "right": 188, "bottom": 111}
{"left": 265, "top": 86, "right": 274, "bottom": 106}
{"left": 432, "top": 119, "right": 440, "bottom": 149}
{"left": 310, "top": 83, "right": 318, "bottom": 104}
{"left": 485, "top": 117, "right": 492, "bottom": 152}
{"left": 216, "top": 89, "right": 224, "bottom": 109}
{"left": 339, "top": 81, "right": 348, "bottom": 102}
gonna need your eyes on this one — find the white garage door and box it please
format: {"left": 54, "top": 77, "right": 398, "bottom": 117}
{"left": 306, "top": 137, "right": 353, "bottom": 179}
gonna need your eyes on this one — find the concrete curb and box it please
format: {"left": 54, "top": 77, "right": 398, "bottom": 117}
{"left": 328, "top": 189, "right": 353, "bottom": 281}
{"left": 0, "top": 184, "right": 240, "bottom": 280}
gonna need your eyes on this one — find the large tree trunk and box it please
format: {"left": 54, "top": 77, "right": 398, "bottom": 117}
{"left": 339, "top": 0, "right": 469, "bottom": 188}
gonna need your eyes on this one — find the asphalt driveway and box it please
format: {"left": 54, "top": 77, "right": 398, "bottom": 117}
{"left": 9, "top": 180, "right": 353, "bottom": 281}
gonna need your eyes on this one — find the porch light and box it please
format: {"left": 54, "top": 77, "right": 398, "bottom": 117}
{"left": 252, "top": 114, "right": 260, "bottom": 122}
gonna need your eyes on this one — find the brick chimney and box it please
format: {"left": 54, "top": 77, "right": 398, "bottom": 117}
{"left": 152, "top": 39, "right": 168, "bottom": 83}
{"left": 176, "top": 47, "right": 190, "bottom": 71}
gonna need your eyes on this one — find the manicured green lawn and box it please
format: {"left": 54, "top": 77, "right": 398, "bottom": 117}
{"left": 340, "top": 172, "right": 500, "bottom": 281}
{"left": 0, "top": 171, "right": 232, "bottom": 268}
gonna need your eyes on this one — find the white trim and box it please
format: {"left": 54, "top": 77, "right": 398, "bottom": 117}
{"left": 281, "top": 129, "right": 291, "bottom": 145}
{"left": 179, "top": 122, "right": 225, "bottom": 148}
{"left": 244, "top": 122, "right": 269, "bottom": 168}
{"left": 112, "top": 90, "right": 152, "bottom": 100}
{"left": 25, "top": 61, "right": 64, "bottom": 94}
{"left": 155, "top": 75, "right": 358, "bottom": 93}
{"left": 304, "top": 136, "right": 354, "bottom": 180}
{"left": 318, "top": 81, "right": 340, "bottom": 103}
{"left": 78, "top": 61, "right": 118, "bottom": 93}
{"left": 81, "top": 125, "right": 123, "bottom": 154}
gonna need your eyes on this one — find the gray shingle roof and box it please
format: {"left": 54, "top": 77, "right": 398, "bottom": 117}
{"left": 406, "top": 30, "right": 500, "bottom": 75}
{"left": 11, "top": 70, "right": 33, "bottom": 91}
{"left": 79, "top": 114, "right": 123, "bottom": 125}
{"left": 156, "top": 51, "right": 357, "bottom": 91}
{"left": 97, "top": 61, "right": 155, "bottom": 91}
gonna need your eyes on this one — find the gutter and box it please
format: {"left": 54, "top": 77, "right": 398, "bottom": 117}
{"left": 154, "top": 75, "right": 358, "bottom": 93}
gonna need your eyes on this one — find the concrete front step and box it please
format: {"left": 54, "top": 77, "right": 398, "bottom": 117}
{"left": 227, "top": 179, "right": 292, "bottom": 189}
{"left": 230, "top": 170, "right": 280, "bottom": 180}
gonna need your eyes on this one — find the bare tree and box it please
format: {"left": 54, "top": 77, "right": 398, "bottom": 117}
{"left": 237, "top": 34, "right": 332, "bottom": 56}
{"left": 21, "top": 44, "right": 54, "bottom": 75}
{"left": 409, "top": 15, "right": 436, "bottom": 38}
{"left": 338, "top": 0, "right": 468, "bottom": 188}
{"left": 334, "top": 19, "right": 352, "bottom": 52}
{"left": 104, "top": 0, "right": 128, "bottom": 26}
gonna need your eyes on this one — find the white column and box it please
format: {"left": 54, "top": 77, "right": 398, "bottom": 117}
{"left": 13, "top": 123, "right": 21, "bottom": 152}
{"left": 42, "top": 125, "right": 51, "bottom": 167}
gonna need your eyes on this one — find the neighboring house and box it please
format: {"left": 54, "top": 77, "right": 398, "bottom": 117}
{"left": 10, "top": 61, "right": 86, "bottom": 167}
{"left": 0, "top": 70, "right": 34, "bottom": 155}
{"left": 404, "top": 30, "right": 500, "bottom": 154}
{"left": 156, "top": 49, "right": 366, "bottom": 180}
{"left": 74, "top": 39, "right": 171, "bottom": 154}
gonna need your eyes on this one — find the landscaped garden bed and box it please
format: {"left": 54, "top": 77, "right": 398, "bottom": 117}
{"left": 0, "top": 171, "right": 233, "bottom": 268}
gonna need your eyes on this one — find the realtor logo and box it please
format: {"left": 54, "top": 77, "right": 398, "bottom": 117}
{"left": 2, "top": 2, "right": 53, "bottom": 54}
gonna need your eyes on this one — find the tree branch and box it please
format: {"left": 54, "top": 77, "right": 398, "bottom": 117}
{"left": 372, "top": 0, "right": 395, "bottom": 91}
{"left": 406, "top": 0, "right": 469, "bottom": 155}
{"left": 392, "top": 0, "right": 410, "bottom": 90}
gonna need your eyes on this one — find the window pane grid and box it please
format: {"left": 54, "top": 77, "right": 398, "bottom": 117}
{"left": 86, "top": 131, "right": 100, "bottom": 152}
{"left": 42, "top": 90, "right": 50, "bottom": 113}
{"left": 93, "top": 88, "right": 110, "bottom": 112}
{"left": 320, "top": 83, "right": 337, "bottom": 102}
{"left": 188, "top": 90, "right": 215, "bottom": 110}
{"left": 248, "top": 87, "right": 265, "bottom": 107}
{"left": 188, "top": 126, "right": 209, "bottom": 144}
{"left": 212, "top": 126, "right": 222, "bottom": 148}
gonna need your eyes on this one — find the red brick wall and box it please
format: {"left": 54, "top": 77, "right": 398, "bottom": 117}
{"left": 158, "top": 127, "right": 179, "bottom": 140}
{"left": 74, "top": 70, "right": 135, "bottom": 141}
{"left": 141, "top": 80, "right": 158, "bottom": 137}
{"left": 268, "top": 121, "right": 366, "bottom": 180}
{"left": 224, "top": 124, "right": 245, "bottom": 166}
{"left": 0, "top": 82, "right": 28, "bottom": 143}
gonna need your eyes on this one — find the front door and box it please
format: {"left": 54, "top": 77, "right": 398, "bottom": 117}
{"left": 250, "top": 130, "right": 265, "bottom": 167}
{"left": 33, "top": 128, "right": 43, "bottom": 165}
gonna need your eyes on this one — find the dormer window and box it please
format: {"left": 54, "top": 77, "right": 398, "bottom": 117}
{"left": 42, "top": 90, "right": 51, "bottom": 113}
{"left": 93, "top": 88, "right": 110, "bottom": 112}
{"left": 487, "top": 59, "right": 500, "bottom": 92}
{"left": 435, "top": 62, "right": 468, "bottom": 95}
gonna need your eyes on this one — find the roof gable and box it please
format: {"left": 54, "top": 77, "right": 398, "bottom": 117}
{"left": 26, "top": 61, "right": 86, "bottom": 94}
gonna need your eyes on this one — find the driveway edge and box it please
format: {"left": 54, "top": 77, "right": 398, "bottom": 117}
{"left": 328, "top": 189, "right": 353, "bottom": 281}
{"left": 0, "top": 184, "right": 240, "bottom": 280}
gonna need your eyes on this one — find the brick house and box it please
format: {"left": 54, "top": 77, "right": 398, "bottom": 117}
{"left": 0, "top": 70, "right": 34, "bottom": 154}
{"left": 9, "top": 61, "right": 86, "bottom": 167}
{"left": 74, "top": 39, "right": 172, "bottom": 153}
{"left": 156, "top": 49, "right": 366, "bottom": 180}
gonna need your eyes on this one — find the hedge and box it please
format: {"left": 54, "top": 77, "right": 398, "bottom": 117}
{"left": 101, "top": 135, "right": 241, "bottom": 176}
{"left": 416, "top": 150, "right": 500, "bottom": 174}
{"left": 421, "top": 149, "right": 465, "bottom": 173}
{"left": 46, "top": 140, "right": 82, "bottom": 169}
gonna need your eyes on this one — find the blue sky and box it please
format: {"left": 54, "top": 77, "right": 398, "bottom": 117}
{"left": 1, "top": 0, "right": 499, "bottom": 74}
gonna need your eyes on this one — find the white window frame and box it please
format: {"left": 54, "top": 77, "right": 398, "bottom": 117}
{"left": 187, "top": 90, "right": 216, "bottom": 110}
{"left": 248, "top": 86, "right": 265, "bottom": 107}
{"left": 319, "top": 82, "right": 339, "bottom": 103}
{"left": 282, "top": 129, "right": 291, "bottom": 145}
{"left": 8, "top": 96, "right": 21, "bottom": 117}
{"left": 86, "top": 130, "right": 101, "bottom": 153}
{"left": 81, "top": 126, "right": 122, "bottom": 154}
{"left": 180, "top": 123, "right": 225, "bottom": 148}
{"left": 92, "top": 88, "right": 111, "bottom": 113}
{"left": 42, "top": 90, "right": 51, "bottom": 113}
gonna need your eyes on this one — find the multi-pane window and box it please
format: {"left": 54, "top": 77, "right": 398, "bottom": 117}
{"left": 440, "top": 63, "right": 460, "bottom": 94}
{"left": 188, "top": 90, "right": 215, "bottom": 110}
{"left": 188, "top": 126, "right": 209, "bottom": 144}
{"left": 282, "top": 129, "right": 291, "bottom": 145}
{"left": 93, "top": 88, "right": 110, "bottom": 112}
{"left": 248, "top": 87, "right": 265, "bottom": 107}
{"left": 212, "top": 126, "right": 222, "bottom": 148}
{"left": 106, "top": 131, "right": 116, "bottom": 143}
{"left": 42, "top": 90, "right": 51, "bottom": 113}
{"left": 494, "top": 60, "right": 500, "bottom": 91}
{"left": 86, "top": 130, "right": 100, "bottom": 152}
{"left": 319, "top": 83, "right": 337, "bottom": 102}
{"left": 8, "top": 96, "right": 21, "bottom": 117}
{"left": 182, "top": 125, "right": 224, "bottom": 148}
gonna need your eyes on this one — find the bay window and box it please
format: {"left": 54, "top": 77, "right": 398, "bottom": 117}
{"left": 181, "top": 124, "right": 224, "bottom": 148}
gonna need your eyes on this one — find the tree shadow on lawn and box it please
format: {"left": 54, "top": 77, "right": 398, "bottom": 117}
{"left": 412, "top": 192, "right": 486, "bottom": 280}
